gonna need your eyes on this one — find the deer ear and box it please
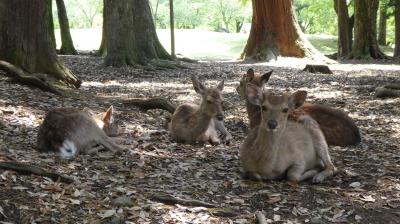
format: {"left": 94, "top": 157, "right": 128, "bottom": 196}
{"left": 260, "top": 70, "right": 273, "bottom": 85}
{"left": 103, "top": 106, "right": 114, "bottom": 124}
{"left": 191, "top": 75, "right": 206, "bottom": 94}
{"left": 289, "top": 91, "right": 307, "bottom": 109}
{"left": 246, "top": 68, "right": 255, "bottom": 81}
{"left": 217, "top": 80, "right": 224, "bottom": 91}
{"left": 246, "top": 84, "right": 262, "bottom": 106}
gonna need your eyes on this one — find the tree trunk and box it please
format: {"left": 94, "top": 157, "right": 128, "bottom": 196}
{"left": 98, "top": 0, "right": 107, "bottom": 56}
{"left": 104, "top": 0, "right": 171, "bottom": 66}
{"left": 335, "top": 0, "right": 351, "bottom": 57}
{"left": 394, "top": 0, "right": 400, "bottom": 57}
{"left": 350, "top": 0, "right": 386, "bottom": 59}
{"left": 241, "top": 0, "right": 328, "bottom": 62}
{"left": 56, "top": 0, "right": 77, "bottom": 55}
{"left": 378, "top": 0, "right": 388, "bottom": 45}
{"left": 0, "top": 0, "right": 81, "bottom": 88}
{"left": 47, "top": 0, "right": 56, "bottom": 49}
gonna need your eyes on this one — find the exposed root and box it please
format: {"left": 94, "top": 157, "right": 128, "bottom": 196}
{"left": 0, "top": 60, "right": 63, "bottom": 95}
{"left": 0, "top": 161, "right": 74, "bottom": 184}
{"left": 303, "top": 64, "right": 333, "bottom": 74}
{"left": 123, "top": 97, "right": 176, "bottom": 113}
{"left": 150, "top": 193, "right": 218, "bottom": 208}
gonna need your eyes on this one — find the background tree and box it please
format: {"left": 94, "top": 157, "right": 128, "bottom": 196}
{"left": 0, "top": 0, "right": 80, "bottom": 88}
{"left": 56, "top": 0, "right": 77, "bottom": 55}
{"left": 241, "top": 0, "right": 327, "bottom": 62}
{"left": 104, "top": 0, "right": 171, "bottom": 66}
{"left": 350, "top": 0, "right": 386, "bottom": 59}
{"left": 47, "top": 0, "right": 56, "bottom": 48}
{"left": 334, "top": 0, "right": 351, "bottom": 57}
{"left": 395, "top": 0, "right": 400, "bottom": 57}
{"left": 98, "top": 0, "right": 107, "bottom": 56}
{"left": 378, "top": 0, "right": 388, "bottom": 45}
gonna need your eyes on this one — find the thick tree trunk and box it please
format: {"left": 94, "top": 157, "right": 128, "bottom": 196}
{"left": 47, "top": 0, "right": 56, "bottom": 49}
{"left": 98, "top": 0, "right": 107, "bottom": 56}
{"left": 56, "top": 0, "right": 77, "bottom": 55}
{"left": 0, "top": 0, "right": 81, "bottom": 88}
{"left": 241, "top": 0, "right": 328, "bottom": 62}
{"left": 378, "top": 0, "right": 388, "bottom": 45}
{"left": 335, "top": 0, "right": 351, "bottom": 57}
{"left": 394, "top": 0, "right": 400, "bottom": 57}
{"left": 104, "top": 0, "right": 171, "bottom": 66}
{"left": 350, "top": 0, "right": 386, "bottom": 59}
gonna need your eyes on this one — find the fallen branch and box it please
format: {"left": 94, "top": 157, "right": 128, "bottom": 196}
{"left": 375, "top": 86, "right": 400, "bottom": 98}
{"left": 0, "top": 161, "right": 74, "bottom": 184}
{"left": 255, "top": 211, "right": 268, "bottom": 224}
{"left": 150, "top": 193, "right": 218, "bottom": 208}
{"left": 123, "top": 97, "right": 176, "bottom": 113}
{"left": 303, "top": 64, "right": 333, "bottom": 74}
{"left": 0, "top": 60, "right": 63, "bottom": 95}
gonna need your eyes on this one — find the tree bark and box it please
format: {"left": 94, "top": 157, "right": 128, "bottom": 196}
{"left": 350, "top": 0, "right": 386, "bottom": 59}
{"left": 335, "top": 0, "right": 351, "bottom": 57}
{"left": 55, "top": 0, "right": 77, "bottom": 55}
{"left": 0, "top": 0, "right": 81, "bottom": 88}
{"left": 104, "top": 0, "right": 171, "bottom": 66}
{"left": 394, "top": 0, "right": 400, "bottom": 57}
{"left": 241, "top": 0, "right": 329, "bottom": 62}
{"left": 378, "top": 0, "right": 388, "bottom": 45}
{"left": 98, "top": 0, "right": 107, "bottom": 56}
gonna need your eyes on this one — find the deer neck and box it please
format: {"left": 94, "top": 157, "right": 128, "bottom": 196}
{"left": 192, "top": 104, "right": 213, "bottom": 134}
{"left": 253, "top": 125, "right": 285, "bottom": 163}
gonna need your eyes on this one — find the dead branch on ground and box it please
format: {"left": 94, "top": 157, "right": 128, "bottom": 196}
{"left": 303, "top": 64, "right": 333, "bottom": 74}
{"left": 123, "top": 97, "right": 176, "bottom": 113}
{"left": 150, "top": 193, "right": 218, "bottom": 208}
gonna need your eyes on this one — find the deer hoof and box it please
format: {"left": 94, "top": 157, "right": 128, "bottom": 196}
{"left": 312, "top": 174, "right": 325, "bottom": 183}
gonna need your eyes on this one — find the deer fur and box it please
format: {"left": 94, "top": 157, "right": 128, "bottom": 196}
{"left": 239, "top": 84, "right": 337, "bottom": 183}
{"left": 36, "top": 106, "right": 122, "bottom": 159}
{"left": 237, "top": 68, "right": 361, "bottom": 146}
{"left": 169, "top": 75, "right": 232, "bottom": 145}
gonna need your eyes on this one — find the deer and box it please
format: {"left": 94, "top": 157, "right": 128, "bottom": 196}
{"left": 169, "top": 75, "right": 232, "bottom": 145}
{"left": 36, "top": 106, "right": 122, "bottom": 159}
{"left": 239, "top": 84, "right": 337, "bottom": 183}
{"left": 236, "top": 68, "right": 361, "bottom": 146}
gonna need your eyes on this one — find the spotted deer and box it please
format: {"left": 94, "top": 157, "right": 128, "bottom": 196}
{"left": 240, "top": 84, "right": 337, "bottom": 183}
{"left": 169, "top": 75, "right": 232, "bottom": 145}
{"left": 237, "top": 68, "right": 361, "bottom": 146}
{"left": 37, "top": 106, "right": 122, "bottom": 159}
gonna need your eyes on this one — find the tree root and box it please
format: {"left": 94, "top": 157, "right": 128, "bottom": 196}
{"left": 303, "top": 64, "right": 333, "bottom": 74}
{"left": 150, "top": 193, "right": 218, "bottom": 208}
{"left": 255, "top": 211, "right": 268, "bottom": 224}
{"left": 0, "top": 161, "right": 74, "bottom": 183}
{"left": 123, "top": 97, "right": 176, "bottom": 113}
{"left": 0, "top": 60, "right": 63, "bottom": 95}
{"left": 375, "top": 84, "right": 400, "bottom": 98}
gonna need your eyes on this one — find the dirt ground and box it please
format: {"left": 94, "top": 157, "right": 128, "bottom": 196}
{"left": 0, "top": 56, "right": 399, "bottom": 223}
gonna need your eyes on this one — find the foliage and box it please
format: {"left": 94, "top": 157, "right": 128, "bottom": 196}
{"left": 294, "top": 0, "right": 337, "bottom": 35}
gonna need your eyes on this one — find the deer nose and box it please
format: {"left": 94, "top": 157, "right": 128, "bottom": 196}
{"left": 216, "top": 114, "right": 224, "bottom": 121}
{"left": 267, "top": 120, "right": 277, "bottom": 129}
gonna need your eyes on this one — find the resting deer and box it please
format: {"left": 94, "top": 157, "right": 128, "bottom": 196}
{"left": 169, "top": 75, "right": 232, "bottom": 145}
{"left": 239, "top": 84, "right": 337, "bottom": 183}
{"left": 37, "top": 106, "right": 122, "bottom": 159}
{"left": 237, "top": 68, "right": 361, "bottom": 146}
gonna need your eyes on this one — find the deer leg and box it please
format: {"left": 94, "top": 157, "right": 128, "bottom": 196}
{"left": 204, "top": 121, "right": 221, "bottom": 145}
{"left": 97, "top": 137, "right": 122, "bottom": 153}
{"left": 299, "top": 115, "right": 337, "bottom": 183}
{"left": 214, "top": 118, "right": 232, "bottom": 145}
{"left": 287, "top": 163, "right": 307, "bottom": 183}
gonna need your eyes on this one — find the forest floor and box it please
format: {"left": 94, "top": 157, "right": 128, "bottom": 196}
{"left": 0, "top": 56, "right": 399, "bottom": 223}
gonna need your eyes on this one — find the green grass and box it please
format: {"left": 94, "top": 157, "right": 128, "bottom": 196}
{"left": 56, "top": 28, "right": 395, "bottom": 60}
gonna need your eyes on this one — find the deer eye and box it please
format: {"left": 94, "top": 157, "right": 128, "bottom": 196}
{"left": 261, "top": 106, "right": 268, "bottom": 111}
{"left": 207, "top": 100, "right": 213, "bottom": 104}
{"left": 282, "top": 108, "right": 289, "bottom": 113}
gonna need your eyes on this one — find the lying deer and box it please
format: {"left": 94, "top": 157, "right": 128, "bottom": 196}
{"left": 237, "top": 68, "right": 361, "bottom": 146}
{"left": 239, "top": 84, "right": 337, "bottom": 183}
{"left": 169, "top": 75, "right": 232, "bottom": 145}
{"left": 37, "top": 106, "right": 122, "bottom": 159}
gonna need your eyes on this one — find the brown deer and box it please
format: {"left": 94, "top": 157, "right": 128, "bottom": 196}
{"left": 36, "top": 106, "right": 122, "bottom": 159}
{"left": 239, "top": 84, "right": 337, "bottom": 183}
{"left": 237, "top": 68, "right": 361, "bottom": 146}
{"left": 169, "top": 75, "right": 232, "bottom": 145}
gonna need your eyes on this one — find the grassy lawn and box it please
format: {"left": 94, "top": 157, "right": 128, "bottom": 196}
{"left": 56, "top": 28, "right": 394, "bottom": 60}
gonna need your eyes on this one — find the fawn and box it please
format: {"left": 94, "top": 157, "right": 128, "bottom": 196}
{"left": 237, "top": 68, "right": 361, "bottom": 146}
{"left": 36, "top": 106, "right": 122, "bottom": 159}
{"left": 240, "top": 84, "right": 337, "bottom": 183}
{"left": 169, "top": 75, "right": 232, "bottom": 145}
